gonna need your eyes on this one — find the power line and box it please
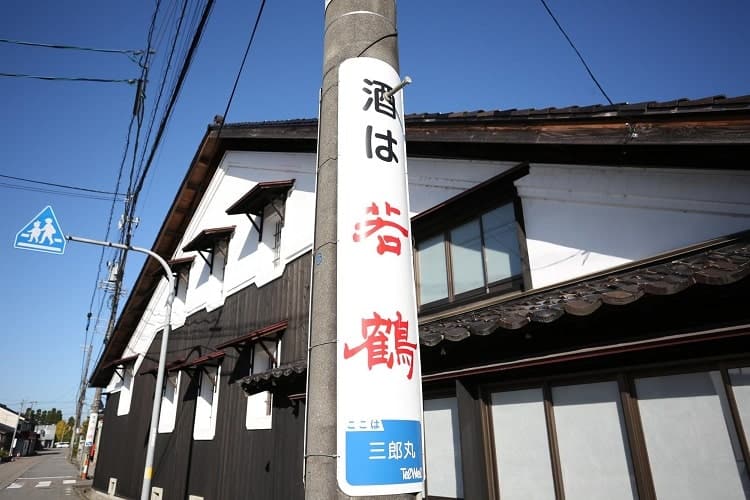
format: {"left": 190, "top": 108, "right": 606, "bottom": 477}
{"left": 0, "top": 37, "right": 149, "bottom": 57}
{"left": 216, "top": 0, "right": 267, "bottom": 138}
{"left": 0, "top": 72, "right": 137, "bottom": 84}
{"left": 0, "top": 173, "right": 124, "bottom": 197}
{"left": 538, "top": 0, "right": 613, "bottom": 105}
{"left": 0, "top": 182, "right": 125, "bottom": 201}
{"left": 127, "top": 0, "right": 215, "bottom": 219}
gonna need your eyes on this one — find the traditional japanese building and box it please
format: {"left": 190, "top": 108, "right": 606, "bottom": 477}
{"left": 89, "top": 95, "right": 750, "bottom": 500}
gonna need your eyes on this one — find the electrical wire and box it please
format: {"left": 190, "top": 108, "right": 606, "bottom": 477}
{"left": 216, "top": 0, "right": 267, "bottom": 138}
{"left": 0, "top": 182, "right": 125, "bottom": 201}
{"left": 0, "top": 72, "right": 137, "bottom": 84}
{"left": 538, "top": 0, "right": 613, "bottom": 105}
{"left": 127, "top": 0, "right": 215, "bottom": 223}
{"left": 0, "top": 173, "right": 124, "bottom": 197}
{"left": 0, "top": 37, "right": 146, "bottom": 56}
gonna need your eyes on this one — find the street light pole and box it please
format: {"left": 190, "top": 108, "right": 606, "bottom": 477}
{"left": 65, "top": 235, "right": 174, "bottom": 500}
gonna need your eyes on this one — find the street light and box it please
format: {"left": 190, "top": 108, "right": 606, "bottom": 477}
{"left": 65, "top": 235, "right": 174, "bottom": 500}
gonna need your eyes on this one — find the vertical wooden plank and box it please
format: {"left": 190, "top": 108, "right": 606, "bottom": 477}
{"left": 720, "top": 366, "right": 750, "bottom": 482}
{"left": 617, "top": 374, "right": 656, "bottom": 500}
{"left": 542, "top": 384, "right": 565, "bottom": 500}
{"left": 456, "top": 378, "right": 492, "bottom": 500}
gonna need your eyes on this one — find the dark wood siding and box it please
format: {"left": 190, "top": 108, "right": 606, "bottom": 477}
{"left": 92, "top": 371, "right": 156, "bottom": 499}
{"left": 95, "top": 253, "right": 310, "bottom": 499}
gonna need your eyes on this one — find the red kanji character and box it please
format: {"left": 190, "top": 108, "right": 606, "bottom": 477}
{"left": 343, "top": 311, "right": 417, "bottom": 380}
{"left": 343, "top": 312, "right": 394, "bottom": 370}
{"left": 391, "top": 311, "right": 416, "bottom": 379}
{"left": 352, "top": 202, "right": 409, "bottom": 256}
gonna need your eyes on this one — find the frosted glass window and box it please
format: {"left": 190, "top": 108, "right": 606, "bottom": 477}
{"left": 450, "top": 219, "right": 484, "bottom": 295}
{"left": 729, "top": 367, "right": 750, "bottom": 454}
{"left": 423, "top": 398, "right": 463, "bottom": 499}
{"left": 491, "top": 388, "right": 555, "bottom": 499}
{"left": 193, "top": 366, "right": 220, "bottom": 440}
{"left": 246, "top": 339, "right": 280, "bottom": 430}
{"left": 417, "top": 235, "right": 448, "bottom": 304}
{"left": 482, "top": 204, "right": 521, "bottom": 283}
{"left": 552, "top": 381, "right": 637, "bottom": 499}
{"left": 636, "top": 371, "right": 749, "bottom": 500}
{"left": 116, "top": 366, "right": 134, "bottom": 416}
{"left": 158, "top": 372, "right": 180, "bottom": 433}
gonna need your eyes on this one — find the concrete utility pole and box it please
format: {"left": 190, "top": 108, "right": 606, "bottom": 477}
{"left": 305, "top": 1, "right": 416, "bottom": 499}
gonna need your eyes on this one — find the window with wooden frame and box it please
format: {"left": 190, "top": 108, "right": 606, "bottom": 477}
{"left": 193, "top": 365, "right": 220, "bottom": 441}
{"left": 485, "top": 364, "right": 750, "bottom": 500}
{"left": 245, "top": 337, "right": 281, "bottom": 430}
{"left": 157, "top": 371, "right": 181, "bottom": 434}
{"left": 413, "top": 165, "right": 529, "bottom": 311}
{"left": 215, "top": 321, "right": 288, "bottom": 431}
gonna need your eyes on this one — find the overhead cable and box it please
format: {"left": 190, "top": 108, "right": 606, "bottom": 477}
{"left": 0, "top": 37, "right": 149, "bottom": 56}
{"left": 538, "top": 0, "right": 613, "bottom": 105}
{"left": 0, "top": 72, "right": 137, "bottom": 84}
{"left": 0, "top": 173, "right": 124, "bottom": 197}
{"left": 216, "top": 0, "right": 267, "bottom": 138}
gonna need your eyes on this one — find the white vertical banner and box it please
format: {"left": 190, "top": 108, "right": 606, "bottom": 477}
{"left": 84, "top": 412, "right": 98, "bottom": 447}
{"left": 337, "top": 57, "right": 424, "bottom": 496}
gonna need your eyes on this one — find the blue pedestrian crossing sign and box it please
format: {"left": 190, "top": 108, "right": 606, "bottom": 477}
{"left": 14, "top": 206, "right": 67, "bottom": 255}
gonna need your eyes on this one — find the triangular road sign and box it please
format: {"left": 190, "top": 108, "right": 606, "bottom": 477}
{"left": 14, "top": 206, "right": 67, "bottom": 255}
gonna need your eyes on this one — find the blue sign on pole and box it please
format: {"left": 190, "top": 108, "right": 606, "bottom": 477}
{"left": 345, "top": 419, "right": 423, "bottom": 487}
{"left": 14, "top": 206, "right": 66, "bottom": 255}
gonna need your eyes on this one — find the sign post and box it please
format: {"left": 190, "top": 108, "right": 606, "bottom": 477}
{"left": 336, "top": 57, "right": 423, "bottom": 496}
{"left": 14, "top": 208, "right": 173, "bottom": 500}
{"left": 14, "top": 206, "right": 66, "bottom": 254}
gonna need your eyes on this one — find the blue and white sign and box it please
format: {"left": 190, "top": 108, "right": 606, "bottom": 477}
{"left": 14, "top": 206, "right": 66, "bottom": 255}
{"left": 345, "top": 419, "right": 423, "bottom": 486}
{"left": 336, "top": 57, "right": 424, "bottom": 496}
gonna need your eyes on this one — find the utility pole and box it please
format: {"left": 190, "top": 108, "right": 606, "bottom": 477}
{"left": 305, "top": 1, "right": 419, "bottom": 499}
{"left": 8, "top": 400, "right": 24, "bottom": 457}
{"left": 71, "top": 343, "right": 93, "bottom": 462}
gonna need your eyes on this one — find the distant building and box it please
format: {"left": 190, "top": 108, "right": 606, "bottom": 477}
{"left": 89, "top": 95, "right": 750, "bottom": 499}
{"left": 0, "top": 404, "right": 19, "bottom": 454}
{"left": 36, "top": 424, "right": 56, "bottom": 448}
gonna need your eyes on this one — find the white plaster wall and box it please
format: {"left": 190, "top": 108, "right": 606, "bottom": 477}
{"left": 518, "top": 164, "right": 750, "bottom": 288}
{"left": 109, "top": 152, "right": 511, "bottom": 386}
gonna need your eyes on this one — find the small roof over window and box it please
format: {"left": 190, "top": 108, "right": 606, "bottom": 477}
{"left": 216, "top": 320, "right": 288, "bottom": 350}
{"left": 225, "top": 179, "right": 295, "bottom": 217}
{"left": 182, "top": 226, "right": 235, "bottom": 253}
{"left": 101, "top": 354, "right": 138, "bottom": 369}
{"left": 168, "top": 256, "right": 195, "bottom": 269}
{"left": 170, "top": 351, "right": 225, "bottom": 371}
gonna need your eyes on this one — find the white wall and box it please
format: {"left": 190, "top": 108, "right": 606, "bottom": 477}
{"left": 517, "top": 164, "right": 750, "bottom": 288}
{"left": 108, "top": 151, "right": 511, "bottom": 386}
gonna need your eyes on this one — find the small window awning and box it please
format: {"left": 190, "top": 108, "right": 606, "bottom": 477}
{"left": 216, "top": 320, "right": 288, "bottom": 350}
{"left": 225, "top": 180, "right": 295, "bottom": 217}
{"left": 152, "top": 256, "right": 195, "bottom": 278}
{"left": 182, "top": 226, "right": 235, "bottom": 253}
{"left": 168, "top": 256, "right": 195, "bottom": 269}
{"left": 170, "top": 351, "right": 225, "bottom": 371}
{"left": 101, "top": 354, "right": 139, "bottom": 370}
{"left": 142, "top": 357, "right": 187, "bottom": 376}
{"left": 240, "top": 360, "right": 307, "bottom": 396}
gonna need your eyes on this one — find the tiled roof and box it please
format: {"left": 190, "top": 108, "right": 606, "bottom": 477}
{"left": 219, "top": 95, "right": 750, "bottom": 130}
{"left": 419, "top": 233, "right": 750, "bottom": 347}
{"left": 240, "top": 360, "right": 307, "bottom": 396}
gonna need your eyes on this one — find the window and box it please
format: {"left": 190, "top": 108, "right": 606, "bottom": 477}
{"left": 158, "top": 372, "right": 180, "bottom": 433}
{"left": 181, "top": 227, "right": 235, "bottom": 309}
{"left": 416, "top": 201, "right": 523, "bottom": 308}
{"left": 635, "top": 371, "right": 750, "bottom": 499}
{"left": 423, "top": 397, "right": 463, "bottom": 499}
{"left": 193, "top": 366, "right": 220, "bottom": 440}
{"left": 116, "top": 364, "right": 134, "bottom": 416}
{"left": 491, "top": 380, "right": 637, "bottom": 500}
{"left": 246, "top": 338, "right": 280, "bottom": 430}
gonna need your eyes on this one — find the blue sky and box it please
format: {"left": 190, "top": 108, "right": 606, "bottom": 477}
{"left": 1, "top": 0, "right": 748, "bottom": 420}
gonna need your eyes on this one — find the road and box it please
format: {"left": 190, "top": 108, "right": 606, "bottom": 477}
{"left": 0, "top": 449, "right": 86, "bottom": 499}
